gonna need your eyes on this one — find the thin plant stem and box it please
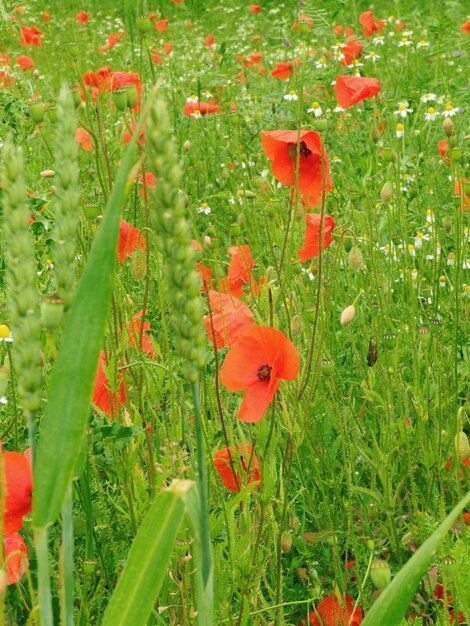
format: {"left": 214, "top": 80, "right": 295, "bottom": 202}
{"left": 34, "top": 527, "right": 53, "bottom": 626}
{"left": 60, "top": 485, "right": 74, "bottom": 626}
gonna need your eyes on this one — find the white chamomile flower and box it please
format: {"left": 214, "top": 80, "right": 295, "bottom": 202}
{"left": 197, "top": 202, "right": 212, "bottom": 215}
{"left": 333, "top": 105, "right": 345, "bottom": 113}
{"left": 442, "top": 103, "right": 459, "bottom": 117}
{"left": 315, "top": 57, "right": 328, "bottom": 69}
{"left": 447, "top": 252, "right": 455, "bottom": 267}
{"left": 0, "top": 396, "right": 7, "bottom": 405}
{"left": 201, "top": 90, "right": 213, "bottom": 99}
{"left": 414, "top": 232, "right": 430, "bottom": 248}
{"left": 395, "top": 123, "right": 405, "bottom": 138}
{"left": 284, "top": 90, "right": 298, "bottom": 101}
{"left": 186, "top": 95, "right": 199, "bottom": 103}
{"left": 416, "top": 39, "right": 429, "bottom": 48}
{"left": 332, "top": 155, "right": 342, "bottom": 163}
{"left": 0, "top": 325, "right": 13, "bottom": 343}
{"left": 397, "top": 36, "right": 412, "bottom": 47}
{"left": 464, "top": 285, "right": 470, "bottom": 298}
{"left": 439, "top": 275, "right": 447, "bottom": 288}
{"left": 408, "top": 244, "right": 416, "bottom": 258}
{"left": 394, "top": 100, "right": 413, "bottom": 118}
{"left": 426, "top": 209, "right": 435, "bottom": 224}
{"left": 424, "top": 107, "right": 438, "bottom": 121}
{"left": 421, "top": 92, "right": 437, "bottom": 103}
{"left": 307, "top": 101, "right": 322, "bottom": 117}
{"left": 373, "top": 35, "right": 385, "bottom": 45}
{"left": 331, "top": 43, "right": 345, "bottom": 61}
{"left": 365, "top": 51, "right": 380, "bottom": 62}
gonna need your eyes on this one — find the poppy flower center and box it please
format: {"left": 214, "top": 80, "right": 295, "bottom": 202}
{"left": 257, "top": 364, "right": 272, "bottom": 381}
{"left": 287, "top": 141, "right": 312, "bottom": 160}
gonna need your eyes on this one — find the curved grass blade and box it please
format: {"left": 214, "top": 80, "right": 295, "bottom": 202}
{"left": 32, "top": 96, "right": 153, "bottom": 529}
{"left": 101, "top": 480, "right": 195, "bottom": 626}
{"left": 362, "top": 490, "right": 470, "bottom": 626}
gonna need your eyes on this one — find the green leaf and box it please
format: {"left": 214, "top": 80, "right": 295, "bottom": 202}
{"left": 362, "top": 491, "right": 470, "bottom": 626}
{"left": 101, "top": 480, "right": 196, "bottom": 626}
{"left": 32, "top": 99, "right": 151, "bottom": 529}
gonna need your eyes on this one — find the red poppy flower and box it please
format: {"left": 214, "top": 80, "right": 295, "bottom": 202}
{"left": 461, "top": 19, "right": 470, "bottom": 34}
{"left": 75, "top": 127, "right": 92, "bottom": 151}
{"left": 224, "top": 245, "right": 256, "bottom": 297}
{"left": 107, "top": 31, "right": 125, "bottom": 48}
{"left": 118, "top": 220, "right": 145, "bottom": 263}
{"left": 16, "top": 55, "right": 34, "bottom": 70}
{"left": 76, "top": 10, "right": 89, "bottom": 24}
{"left": 126, "top": 310, "right": 155, "bottom": 357}
{"left": 213, "top": 442, "right": 261, "bottom": 492}
{"left": 183, "top": 101, "right": 221, "bottom": 117}
{"left": 92, "top": 351, "right": 126, "bottom": 417}
{"left": 334, "top": 25, "right": 354, "bottom": 38}
{"left": 438, "top": 139, "right": 448, "bottom": 160}
{"left": 155, "top": 19, "right": 169, "bottom": 33}
{"left": 359, "top": 11, "right": 384, "bottom": 37}
{"left": 3, "top": 449, "right": 33, "bottom": 535}
{"left": 0, "top": 53, "right": 11, "bottom": 67}
{"left": 334, "top": 75, "right": 381, "bottom": 109}
{"left": 4, "top": 533, "right": 28, "bottom": 585}
{"left": 308, "top": 594, "right": 363, "bottom": 626}
{"left": 261, "top": 130, "right": 333, "bottom": 209}
{"left": 340, "top": 38, "right": 363, "bottom": 67}
{"left": 250, "top": 5, "right": 261, "bottom": 13}
{"left": 204, "top": 290, "right": 254, "bottom": 349}
{"left": 123, "top": 124, "right": 145, "bottom": 145}
{"left": 292, "top": 15, "right": 314, "bottom": 32}
{"left": 41, "top": 11, "right": 51, "bottom": 21}
{"left": 454, "top": 179, "right": 469, "bottom": 211}
{"left": 205, "top": 33, "right": 214, "bottom": 47}
{"left": 197, "top": 262, "right": 213, "bottom": 293}
{"left": 270, "top": 61, "right": 294, "bottom": 80}
{"left": 19, "top": 25, "right": 43, "bottom": 47}
{"left": 152, "top": 53, "right": 163, "bottom": 64}
{"left": 220, "top": 326, "right": 300, "bottom": 423}
{"left": 164, "top": 42, "right": 173, "bottom": 54}
{"left": 298, "top": 214, "right": 335, "bottom": 263}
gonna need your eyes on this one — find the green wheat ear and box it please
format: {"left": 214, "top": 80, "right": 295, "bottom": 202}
{"left": 52, "top": 84, "right": 81, "bottom": 311}
{"left": 145, "top": 98, "right": 206, "bottom": 383}
{"left": 1, "top": 138, "right": 42, "bottom": 417}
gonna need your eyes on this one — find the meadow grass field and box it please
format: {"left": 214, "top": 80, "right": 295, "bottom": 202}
{"left": 0, "top": 0, "right": 469, "bottom": 624}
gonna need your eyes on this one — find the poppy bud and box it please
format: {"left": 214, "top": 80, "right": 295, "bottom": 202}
{"left": 290, "top": 515, "right": 300, "bottom": 533}
{"left": 463, "top": 181, "right": 470, "bottom": 195}
{"left": 382, "top": 148, "right": 397, "bottom": 162}
{"left": 41, "top": 293, "right": 64, "bottom": 330}
{"left": 370, "top": 559, "right": 391, "bottom": 590}
{"left": 28, "top": 101, "right": 45, "bottom": 124}
{"left": 370, "top": 128, "right": 380, "bottom": 143}
{"left": 340, "top": 304, "right": 356, "bottom": 326}
{"left": 291, "top": 315, "right": 304, "bottom": 335}
{"left": 366, "top": 540, "right": 375, "bottom": 552}
{"left": 113, "top": 89, "right": 128, "bottom": 112}
{"left": 183, "top": 140, "right": 191, "bottom": 151}
{"left": 33, "top": 69, "right": 40, "bottom": 79}
{"left": 130, "top": 248, "right": 147, "bottom": 281}
{"left": 380, "top": 181, "right": 393, "bottom": 203}
{"left": 0, "top": 365, "right": 9, "bottom": 396}
{"left": 442, "top": 117, "right": 454, "bottom": 137}
{"left": 126, "top": 85, "right": 138, "bottom": 109}
{"left": 136, "top": 15, "right": 152, "bottom": 34}
{"left": 231, "top": 223, "right": 241, "bottom": 237}
{"left": 347, "top": 246, "right": 363, "bottom": 271}
{"left": 237, "top": 213, "right": 246, "bottom": 228}
{"left": 455, "top": 431, "right": 470, "bottom": 460}
{"left": 441, "top": 216, "right": 452, "bottom": 234}
{"left": 40, "top": 169, "right": 55, "bottom": 178}
{"left": 46, "top": 105, "right": 58, "bottom": 123}
{"left": 281, "top": 531, "right": 293, "bottom": 553}
{"left": 68, "top": 40, "right": 79, "bottom": 58}
{"left": 450, "top": 148, "right": 463, "bottom": 163}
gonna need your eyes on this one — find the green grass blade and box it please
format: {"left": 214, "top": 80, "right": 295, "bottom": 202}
{"left": 362, "top": 491, "right": 470, "bottom": 626}
{"left": 101, "top": 480, "right": 196, "bottom": 626}
{"left": 32, "top": 100, "right": 151, "bottom": 529}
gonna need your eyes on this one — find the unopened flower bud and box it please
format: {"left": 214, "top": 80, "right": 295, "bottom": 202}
{"left": 370, "top": 559, "right": 391, "bottom": 590}
{"left": 130, "top": 248, "right": 147, "bottom": 281}
{"left": 28, "top": 101, "right": 45, "bottom": 124}
{"left": 380, "top": 181, "right": 393, "bottom": 203}
{"left": 340, "top": 304, "right": 356, "bottom": 326}
{"left": 33, "top": 69, "right": 40, "bottom": 79}
{"left": 41, "top": 294, "right": 64, "bottom": 330}
{"left": 40, "top": 169, "right": 55, "bottom": 178}
{"left": 291, "top": 315, "right": 304, "bottom": 336}
{"left": 382, "top": 148, "right": 397, "bottom": 162}
{"left": 455, "top": 431, "right": 470, "bottom": 460}
{"left": 183, "top": 140, "right": 191, "bottom": 151}
{"left": 442, "top": 116, "right": 454, "bottom": 137}
{"left": 290, "top": 515, "right": 300, "bottom": 533}
{"left": 281, "top": 531, "right": 293, "bottom": 553}
{"left": 370, "top": 128, "right": 380, "bottom": 143}
{"left": 348, "top": 246, "right": 363, "bottom": 272}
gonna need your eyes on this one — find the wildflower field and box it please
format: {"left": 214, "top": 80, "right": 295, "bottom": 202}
{"left": 0, "top": 0, "right": 469, "bottom": 624}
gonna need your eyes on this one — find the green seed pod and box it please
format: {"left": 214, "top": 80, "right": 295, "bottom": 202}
{"left": 380, "top": 181, "right": 393, "bottom": 203}
{"left": 383, "top": 331, "right": 397, "bottom": 350}
{"left": 1, "top": 139, "right": 42, "bottom": 416}
{"left": 382, "top": 148, "right": 397, "bottom": 162}
{"left": 348, "top": 246, "right": 363, "bottom": 271}
{"left": 130, "top": 248, "right": 147, "bottom": 281}
{"left": 312, "top": 118, "right": 328, "bottom": 132}
{"left": 136, "top": 15, "right": 152, "bottom": 34}
{"left": 46, "top": 105, "right": 58, "bottom": 123}
{"left": 370, "top": 559, "right": 391, "bottom": 590}
{"left": 41, "top": 293, "right": 65, "bottom": 330}
{"left": 113, "top": 89, "right": 128, "bottom": 112}
{"left": 70, "top": 85, "right": 81, "bottom": 108}
{"left": 83, "top": 202, "right": 100, "bottom": 220}
{"left": 126, "top": 85, "right": 138, "bottom": 109}
{"left": 146, "top": 98, "right": 206, "bottom": 382}
{"left": 52, "top": 84, "right": 81, "bottom": 311}
{"left": 321, "top": 358, "right": 335, "bottom": 376}
{"left": 68, "top": 40, "right": 79, "bottom": 58}
{"left": 28, "top": 101, "right": 45, "bottom": 124}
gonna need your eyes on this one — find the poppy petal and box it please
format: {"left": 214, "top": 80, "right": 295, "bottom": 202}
{"left": 238, "top": 378, "right": 279, "bottom": 423}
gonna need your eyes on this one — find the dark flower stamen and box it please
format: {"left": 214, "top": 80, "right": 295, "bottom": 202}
{"left": 257, "top": 364, "right": 272, "bottom": 381}
{"left": 299, "top": 141, "right": 312, "bottom": 158}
